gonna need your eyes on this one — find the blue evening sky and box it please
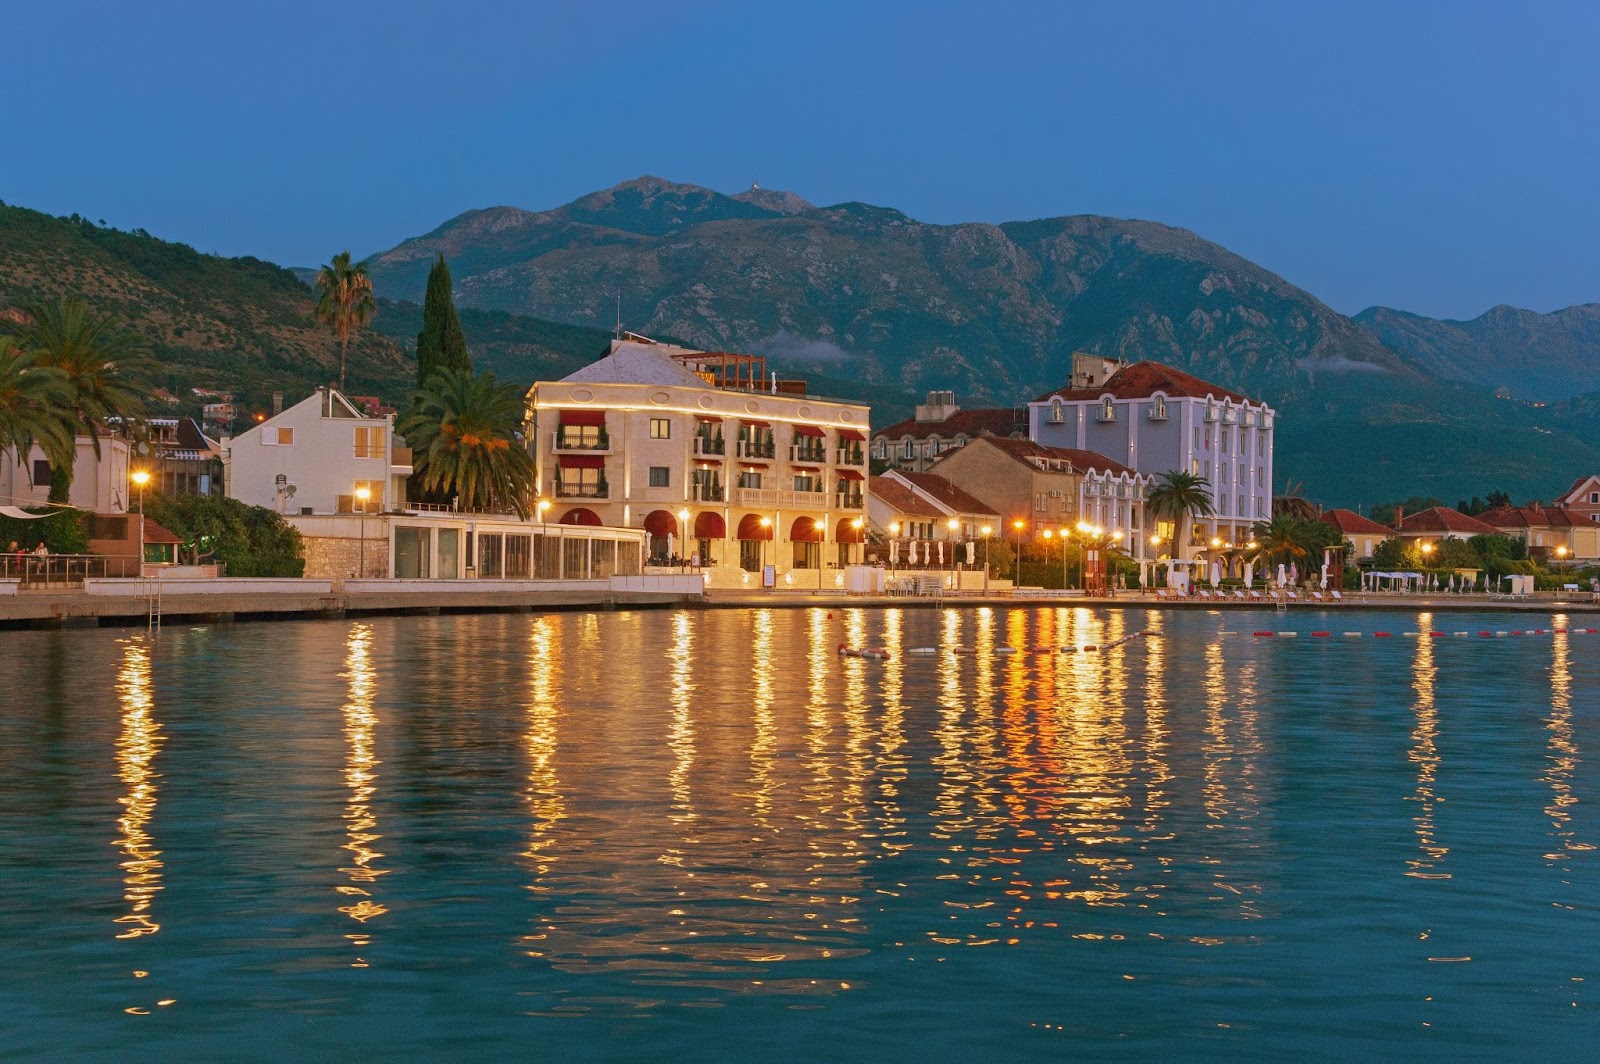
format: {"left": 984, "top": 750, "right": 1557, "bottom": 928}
{"left": 3, "top": 0, "right": 1596, "bottom": 320}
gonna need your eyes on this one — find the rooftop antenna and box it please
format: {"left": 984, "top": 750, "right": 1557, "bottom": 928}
{"left": 615, "top": 292, "right": 621, "bottom": 339}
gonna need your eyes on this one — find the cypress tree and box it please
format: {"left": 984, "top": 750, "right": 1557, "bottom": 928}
{"left": 415, "top": 254, "right": 470, "bottom": 386}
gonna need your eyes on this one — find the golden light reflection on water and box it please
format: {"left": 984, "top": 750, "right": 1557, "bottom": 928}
{"left": 113, "top": 638, "right": 164, "bottom": 940}
{"left": 337, "top": 624, "right": 388, "bottom": 959}
{"left": 1406, "top": 620, "right": 1449, "bottom": 880}
{"left": 667, "top": 610, "right": 696, "bottom": 826}
{"left": 523, "top": 616, "right": 565, "bottom": 881}
{"left": 1543, "top": 617, "right": 1592, "bottom": 864}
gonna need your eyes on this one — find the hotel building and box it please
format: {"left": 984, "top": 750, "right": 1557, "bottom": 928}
{"left": 526, "top": 337, "right": 871, "bottom": 584}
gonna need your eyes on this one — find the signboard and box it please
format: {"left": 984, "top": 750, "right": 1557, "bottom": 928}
{"left": 762, "top": 564, "right": 776, "bottom": 588}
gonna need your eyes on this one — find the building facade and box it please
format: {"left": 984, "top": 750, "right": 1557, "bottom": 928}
{"left": 526, "top": 339, "right": 871, "bottom": 584}
{"left": 1480, "top": 504, "right": 1600, "bottom": 562}
{"left": 1390, "top": 506, "right": 1498, "bottom": 544}
{"left": 1559, "top": 475, "right": 1600, "bottom": 524}
{"left": 1028, "top": 361, "right": 1274, "bottom": 557}
{"left": 223, "top": 388, "right": 410, "bottom": 516}
{"left": 1320, "top": 508, "right": 1393, "bottom": 561}
{"left": 0, "top": 434, "right": 133, "bottom": 514}
{"left": 871, "top": 391, "right": 1024, "bottom": 472}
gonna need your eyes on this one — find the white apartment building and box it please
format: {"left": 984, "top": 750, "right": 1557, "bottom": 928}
{"left": 0, "top": 434, "right": 133, "bottom": 514}
{"left": 526, "top": 338, "right": 871, "bottom": 584}
{"left": 222, "top": 388, "right": 410, "bottom": 516}
{"left": 1029, "top": 360, "right": 1274, "bottom": 557}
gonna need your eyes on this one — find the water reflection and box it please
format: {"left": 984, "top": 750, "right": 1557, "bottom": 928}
{"left": 112, "top": 638, "right": 164, "bottom": 940}
{"left": 337, "top": 624, "right": 388, "bottom": 961}
{"left": 1406, "top": 623, "right": 1448, "bottom": 879}
{"left": 1543, "top": 619, "right": 1591, "bottom": 863}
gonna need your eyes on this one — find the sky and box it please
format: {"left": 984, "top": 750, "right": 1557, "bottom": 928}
{"left": 3, "top": 0, "right": 1597, "bottom": 320}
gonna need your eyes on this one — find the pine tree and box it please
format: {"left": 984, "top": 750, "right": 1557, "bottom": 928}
{"left": 415, "top": 254, "right": 470, "bottom": 386}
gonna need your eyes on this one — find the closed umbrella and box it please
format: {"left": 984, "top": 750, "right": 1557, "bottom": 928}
{"left": 667, "top": 533, "right": 675, "bottom": 563}
{"left": 937, "top": 540, "right": 944, "bottom": 566}
{"left": 1210, "top": 561, "right": 1221, "bottom": 587}
{"left": 1243, "top": 561, "right": 1253, "bottom": 589}
{"left": 890, "top": 539, "right": 899, "bottom": 566}
{"left": 1277, "top": 563, "right": 1287, "bottom": 588}
{"left": 1289, "top": 561, "right": 1299, "bottom": 586}
{"left": 965, "top": 540, "right": 975, "bottom": 565}
{"left": 908, "top": 540, "right": 918, "bottom": 566}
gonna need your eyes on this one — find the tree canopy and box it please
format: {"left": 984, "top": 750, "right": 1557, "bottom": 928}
{"left": 415, "top": 254, "right": 470, "bottom": 386}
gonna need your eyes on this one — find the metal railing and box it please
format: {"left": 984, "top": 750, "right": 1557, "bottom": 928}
{"left": 693, "top": 437, "right": 726, "bottom": 457}
{"left": 551, "top": 431, "right": 611, "bottom": 453}
{"left": 1, "top": 553, "right": 142, "bottom": 587}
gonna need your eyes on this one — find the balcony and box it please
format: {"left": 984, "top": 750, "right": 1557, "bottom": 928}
{"left": 692, "top": 483, "right": 726, "bottom": 503}
{"left": 834, "top": 445, "right": 866, "bottom": 466}
{"left": 835, "top": 491, "right": 865, "bottom": 510}
{"left": 733, "top": 487, "right": 826, "bottom": 509}
{"left": 552, "top": 430, "right": 610, "bottom": 453}
{"left": 554, "top": 481, "right": 609, "bottom": 500}
{"left": 1146, "top": 405, "right": 1169, "bottom": 421}
{"left": 736, "top": 438, "right": 776, "bottom": 460}
{"left": 790, "top": 443, "right": 828, "bottom": 464}
{"left": 693, "top": 436, "right": 726, "bottom": 457}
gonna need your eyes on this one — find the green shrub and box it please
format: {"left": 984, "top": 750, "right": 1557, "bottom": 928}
{"left": 0, "top": 509, "right": 88, "bottom": 554}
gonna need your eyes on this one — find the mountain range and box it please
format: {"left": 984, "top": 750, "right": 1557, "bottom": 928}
{"left": 364, "top": 176, "right": 1600, "bottom": 506}
{"left": 2, "top": 182, "right": 1596, "bottom": 508}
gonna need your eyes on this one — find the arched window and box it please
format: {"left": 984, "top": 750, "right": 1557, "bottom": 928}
{"left": 1100, "top": 396, "right": 1116, "bottom": 422}
{"left": 1050, "top": 399, "right": 1065, "bottom": 423}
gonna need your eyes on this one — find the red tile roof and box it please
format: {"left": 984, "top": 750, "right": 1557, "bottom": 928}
{"left": 1034, "top": 360, "right": 1255, "bottom": 405}
{"left": 872, "top": 407, "right": 1021, "bottom": 441}
{"left": 972, "top": 437, "right": 1139, "bottom": 478}
{"left": 1321, "top": 508, "right": 1392, "bottom": 537}
{"left": 868, "top": 476, "right": 944, "bottom": 518}
{"left": 1560, "top": 475, "right": 1599, "bottom": 504}
{"left": 1480, "top": 504, "right": 1584, "bottom": 530}
{"left": 1392, "top": 507, "right": 1498, "bottom": 537}
{"left": 893, "top": 471, "right": 1000, "bottom": 516}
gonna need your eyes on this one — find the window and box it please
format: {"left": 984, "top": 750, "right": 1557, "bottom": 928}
{"left": 648, "top": 466, "right": 670, "bottom": 488}
{"left": 1191, "top": 458, "right": 1200, "bottom": 476}
{"left": 1591, "top": 492, "right": 1599, "bottom": 504}
{"left": 1050, "top": 399, "right": 1065, "bottom": 423}
{"left": 31, "top": 459, "right": 51, "bottom": 488}
{"left": 264, "top": 427, "right": 294, "bottom": 446}
{"left": 1099, "top": 396, "right": 1116, "bottom": 422}
{"left": 649, "top": 418, "right": 671, "bottom": 440}
{"left": 902, "top": 439, "right": 915, "bottom": 460}
{"left": 738, "top": 470, "right": 763, "bottom": 489}
{"left": 1036, "top": 493, "right": 1048, "bottom": 512}
{"left": 354, "top": 425, "right": 385, "bottom": 459}
{"left": 793, "top": 472, "right": 821, "bottom": 493}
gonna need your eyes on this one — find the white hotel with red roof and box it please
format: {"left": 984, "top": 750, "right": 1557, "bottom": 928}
{"left": 1029, "top": 356, "right": 1276, "bottom": 560}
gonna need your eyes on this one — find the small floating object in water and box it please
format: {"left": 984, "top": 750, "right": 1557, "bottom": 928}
{"left": 837, "top": 643, "right": 889, "bottom": 660}
{"left": 995, "top": 646, "right": 1018, "bottom": 655}
{"left": 907, "top": 647, "right": 938, "bottom": 654}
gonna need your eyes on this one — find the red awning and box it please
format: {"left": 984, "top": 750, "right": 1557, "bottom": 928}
{"left": 559, "top": 507, "right": 602, "bottom": 526}
{"left": 790, "top": 465, "right": 820, "bottom": 472}
{"left": 736, "top": 513, "right": 773, "bottom": 541}
{"left": 836, "top": 469, "right": 864, "bottom": 481}
{"left": 739, "top": 460, "right": 769, "bottom": 467}
{"left": 835, "top": 517, "right": 866, "bottom": 544}
{"left": 643, "top": 510, "right": 678, "bottom": 537}
{"left": 558, "top": 455, "right": 605, "bottom": 469}
{"left": 694, "top": 512, "right": 725, "bottom": 539}
{"left": 790, "top": 516, "right": 824, "bottom": 543}
{"left": 695, "top": 414, "right": 722, "bottom": 423}
{"left": 793, "top": 424, "right": 825, "bottom": 437}
{"left": 838, "top": 429, "right": 866, "bottom": 442}
{"left": 559, "top": 409, "right": 606, "bottom": 427}
{"left": 741, "top": 419, "right": 770, "bottom": 428}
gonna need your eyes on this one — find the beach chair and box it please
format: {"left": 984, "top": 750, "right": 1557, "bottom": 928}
{"left": 1331, "top": 590, "right": 1344, "bottom": 603}
{"left": 1155, "top": 589, "right": 1170, "bottom": 600}
{"left": 1309, "top": 591, "right": 1325, "bottom": 603}
{"left": 1248, "top": 590, "right": 1264, "bottom": 602}
{"left": 1232, "top": 589, "right": 1247, "bottom": 601}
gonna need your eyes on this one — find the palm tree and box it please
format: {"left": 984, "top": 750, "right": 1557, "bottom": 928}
{"left": 0, "top": 337, "right": 74, "bottom": 475}
{"left": 2, "top": 300, "right": 146, "bottom": 502}
{"left": 398, "top": 368, "right": 535, "bottom": 518}
{"left": 1250, "top": 514, "right": 1310, "bottom": 567}
{"left": 1145, "top": 470, "right": 1215, "bottom": 560}
{"left": 314, "top": 251, "right": 376, "bottom": 393}
{"left": 1273, "top": 478, "right": 1319, "bottom": 521}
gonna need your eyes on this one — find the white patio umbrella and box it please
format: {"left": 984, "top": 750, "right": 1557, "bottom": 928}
{"left": 890, "top": 539, "right": 900, "bottom": 566}
{"left": 908, "top": 540, "right": 919, "bottom": 566}
{"left": 667, "top": 533, "right": 675, "bottom": 562}
{"left": 1243, "top": 561, "right": 1253, "bottom": 588}
{"left": 1277, "top": 563, "right": 1287, "bottom": 588}
{"left": 1210, "top": 561, "right": 1221, "bottom": 587}
{"left": 937, "top": 540, "right": 944, "bottom": 566}
{"left": 1289, "top": 561, "right": 1299, "bottom": 585}
{"left": 965, "top": 540, "right": 975, "bottom": 565}
{"left": 1320, "top": 563, "right": 1328, "bottom": 589}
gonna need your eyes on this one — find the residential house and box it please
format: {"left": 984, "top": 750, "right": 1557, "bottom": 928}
{"left": 867, "top": 475, "right": 947, "bottom": 542}
{"left": 1390, "top": 506, "right": 1498, "bottom": 545}
{"left": 1479, "top": 503, "right": 1600, "bottom": 562}
{"left": 1558, "top": 475, "right": 1600, "bottom": 525}
{"left": 1029, "top": 359, "right": 1275, "bottom": 558}
{"left": 920, "top": 436, "right": 1152, "bottom": 559}
{"left": 881, "top": 470, "right": 1000, "bottom": 540}
{"left": 143, "top": 417, "right": 224, "bottom": 499}
{"left": 871, "top": 391, "right": 1024, "bottom": 471}
{"left": 1320, "top": 508, "right": 1393, "bottom": 562}
{"left": 0, "top": 434, "right": 132, "bottom": 514}
{"left": 526, "top": 336, "right": 871, "bottom": 583}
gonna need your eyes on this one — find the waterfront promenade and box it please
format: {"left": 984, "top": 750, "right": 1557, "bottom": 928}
{"left": 0, "top": 574, "right": 1593, "bottom": 629}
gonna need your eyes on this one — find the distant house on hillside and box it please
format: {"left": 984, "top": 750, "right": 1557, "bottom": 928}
{"left": 871, "top": 391, "right": 1024, "bottom": 472}
{"left": 1390, "top": 506, "right": 1497, "bottom": 544}
{"left": 1558, "top": 475, "right": 1600, "bottom": 524}
{"left": 1479, "top": 503, "right": 1600, "bottom": 562}
{"left": 1028, "top": 357, "right": 1276, "bottom": 559}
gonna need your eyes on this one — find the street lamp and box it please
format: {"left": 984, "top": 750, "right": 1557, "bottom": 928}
{"left": 131, "top": 470, "right": 150, "bottom": 576}
{"left": 537, "top": 498, "right": 551, "bottom": 525}
{"left": 355, "top": 486, "right": 371, "bottom": 578}
{"left": 1012, "top": 519, "right": 1025, "bottom": 586}
{"left": 851, "top": 517, "right": 864, "bottom": 569}
{"left": 980, "top": 524, "right": 992, "bottom": 593}
{"left": 889, "top": 521, "right": 901, "bottom": 572}
{"left": 759, "top": 515, "right": 772, "bottom": 584}
{"left": 1042, "top": 528, "right": 1068, "bottom": 591}
{"left": 677, "top": 507, "right": 690, "bottom": 573}
{"left": 947, "top": 517, "right": 960, "bottom": 571}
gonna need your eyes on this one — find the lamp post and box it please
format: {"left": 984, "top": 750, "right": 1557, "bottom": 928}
{"left": 537, "top": 498, "right": 551, "bottom": 526}
{"left": 130, "top": 470, "right": 150, "bottom": 576}
{"left": 759, "top": 515, "right": 772, "bottom": 586}
{"left": 946, "top": 517, "right": 960, "bottom": 572}
{"left": 355, "top": 486, "right": 371, "bottom": 578}
{"left": 980, "top": 524, "right": 992, "bottom": 594}
{"left": 1012, "top": 519, "right": 1025, "bottom": 586}
{"left": 851, "top": 517, "right": 864, "bottom": 570}
{"left": 889, "top": 521, "right": 901, "bottom": 573}
{"left": 678, "top": 507, "right": 690, "bottom": 574}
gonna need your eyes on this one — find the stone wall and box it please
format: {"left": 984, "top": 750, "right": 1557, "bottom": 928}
{"left": 301, "top": 533, "right": 389, "bottom": 580}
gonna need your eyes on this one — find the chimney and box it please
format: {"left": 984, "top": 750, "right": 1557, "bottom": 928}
{"left": 1393, "top": 506, "right": 1405, "bottom": 526}
{"left": 271, "top": 391, "right": 283, "bottom": 416}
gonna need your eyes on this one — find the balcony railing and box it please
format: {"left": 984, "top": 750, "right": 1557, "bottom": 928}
{"left": 693, "top": 436, "right": 726, "bottom": 457}
{"left": 790, "top": 444, "right": 828, "bottom": 464}
{"left": 835, "top": 492, "right": 865, "bottom": 510}
{"left": 1, "top": 553, "right": 143, "bottom": 585}
{"left": 733, "top": 487, "right": 827, "bottom": 509}
{"left": 736, "top": 438, "right": 776, "bottom": 460}
{"left": 554, "top": 482, "right": 609, "bottom": 500}
{"left": 692, "top": 483, "right": 725, "bottom": 502}
{"left": 834, "top": 446, "right": 866, "bottom": 466}
{"left": 552, "top": 431, "right": 611, "bottom": 453}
